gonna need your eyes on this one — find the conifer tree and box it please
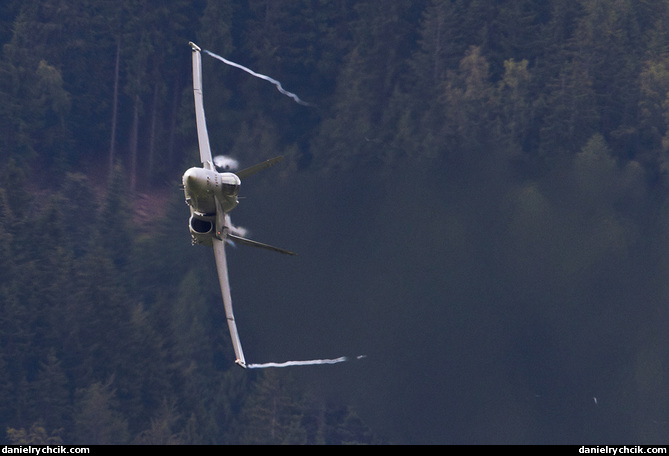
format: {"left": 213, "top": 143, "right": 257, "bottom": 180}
{"left": 133, "top": 398, "right": 183, "bottom": 444}
{"left": 6, "top": 423, "right": 62, "bottom": 445}
{"left": 234, "top": 371, "right": 307, "bottom": 444}
{"left": 72, "top": 381, "right": 129, "bottom": 444}
{"left": 497, "top": 58, "right": 533, "bottom": 157}
{"left": 31, "top": 351, "right": 70, "bottom": 436}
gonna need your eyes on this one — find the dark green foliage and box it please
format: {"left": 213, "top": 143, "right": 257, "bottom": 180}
{"left": 72, "top": 380, "right": 129, "bottom": 445}
{"left": 4, "top": 0, "right": 669, "bottom": 444}
{"left": 231, "top": 371, "right": 377, "bottom": 444}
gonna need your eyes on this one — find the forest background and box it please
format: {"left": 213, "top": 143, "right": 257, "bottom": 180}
{"left": 3, "top": 0, "right": 669, "bottom": 445}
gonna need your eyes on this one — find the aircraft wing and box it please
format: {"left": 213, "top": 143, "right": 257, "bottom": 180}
{"left": 212, "top": 196, "right": 246, "bottom": 368}
{"left": 228, "top": 233, "right": 296, "bottom": 256}
{"left": 236, "top": 156, "right": 284, "bottom": 180}
{"left": 190, "top": 42, "right": 214, "bottom": 170}
{"left": 212, "top": 234, "right": 247, "bottom": 368}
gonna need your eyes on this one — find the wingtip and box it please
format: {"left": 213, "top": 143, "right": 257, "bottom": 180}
{"left": 189, "top": 41, "right": 201, "bottom": 52}
{"left": 235, "top": 359, "right": 247, "bottom": 369}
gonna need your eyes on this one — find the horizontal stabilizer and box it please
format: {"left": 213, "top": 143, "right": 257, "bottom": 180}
{"left": 228, "top": 233, "right": 296, "bottom": 256}
{"left": 236, "top": 156, "right": 284, "bottom": 180}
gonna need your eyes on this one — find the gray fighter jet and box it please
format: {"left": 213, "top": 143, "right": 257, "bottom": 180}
{"left": 183, "top": 42, "right": 295, "bottom": 369}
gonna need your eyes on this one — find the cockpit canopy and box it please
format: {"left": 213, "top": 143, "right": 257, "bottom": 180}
{"left": 219, "top": 173, "right": 241, "bottom": 196}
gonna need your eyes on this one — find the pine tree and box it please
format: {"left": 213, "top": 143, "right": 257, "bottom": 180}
{"left": 538, "top": 56, "right": 599, "bottom": 162}
{"left": 0, "top": 0, "right": 20, "bottom": 45}
{"left": 412, "top": 0, "right": 466, "bottom": 86}
{"left": 311, "top": 0, "right": 427, "bottom": 171}
{"left": 72, "top": 381, "right": 129, "bottom": 444}
{"left": 438, "top": 46, "right": 498, "bottom": 159}
{"left": 63, "top": 244, "right": 133, "bottom": 391}
{"left": 0, "top": 188, "right": 16, "bottom": 298}
{"left": 1, "top": 1, "right": 73, "bottom": 172}
{"left": 0, "top": 350, "right": 14, "bottom": 433}
{"left": 572, "top": 0, "right": 642, "bottom": 157}
{"left": 133, "top": 398, "right": 183, "bottom": 444}
{"left": 638, "top": 57, "right": 669, "bottom": 158}
{"left": 96, "top": 163, "right": 134, "bottom": 274}
{"left": 120, "top": 303, "right": 171, "bottom": 433}
{"left": 58, "top": 172, "right": 99, "bottom": 258}
{"left": 6, "top": 423, "right": 62, "bottom": 445}
{"left": 234, "top": 371, "right": 307, "bottom": 444}
{"left": 31, "top": 351, "right": 70, "bottom": 436}
{"left": 497, "top": 58, "right": 533, "bottom": 157}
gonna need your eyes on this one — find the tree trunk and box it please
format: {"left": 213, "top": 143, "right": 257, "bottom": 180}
{"left": 148, "top": 83, "right": 158, "bottom": 184}
{"left": 109, "top": 35, "right": 121, "bottom": 178}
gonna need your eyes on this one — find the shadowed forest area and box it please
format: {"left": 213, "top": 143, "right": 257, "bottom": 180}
{"left": 3, "top": 0, "right": 669, "bottom": 444}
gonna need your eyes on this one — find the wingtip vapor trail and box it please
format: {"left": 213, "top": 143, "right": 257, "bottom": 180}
{"left": 247, "top": 355, "right": 367, "bottom": 369}
{"left": 203, "top": 49, "right": 314, "bottom": 107}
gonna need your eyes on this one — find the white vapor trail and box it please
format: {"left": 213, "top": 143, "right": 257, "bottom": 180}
{"left": 213, "top": 155, "right": 239, "bottom": 171}
{"left": 248, "top": 356, "right": 362, "bottom": 369}
{"left": 204, "top": 49, "right": 313, "bottom": 106}
{"left": 224, "top": 213, "right": 248, "bottom": 238}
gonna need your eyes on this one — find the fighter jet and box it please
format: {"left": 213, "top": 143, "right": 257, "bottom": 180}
{"left": 183, "top": 42, "right": 295, "bottom": 368}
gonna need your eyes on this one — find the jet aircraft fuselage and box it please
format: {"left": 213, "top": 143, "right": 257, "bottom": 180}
{"left": 182, "top": 167, "right": 240, "bottom": 247}
{"left": 183, "top": 166, "right": 240, "bottom": 215}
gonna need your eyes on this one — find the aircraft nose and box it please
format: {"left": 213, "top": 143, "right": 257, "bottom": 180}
{"left": 183, "top": 168, "right": 206, "bottom": 186}
{"left": 182, "top": 167, "right": 196, "bottom": 186}
{"left": 183, "top": 167, "right": 206, "bottom": 193}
